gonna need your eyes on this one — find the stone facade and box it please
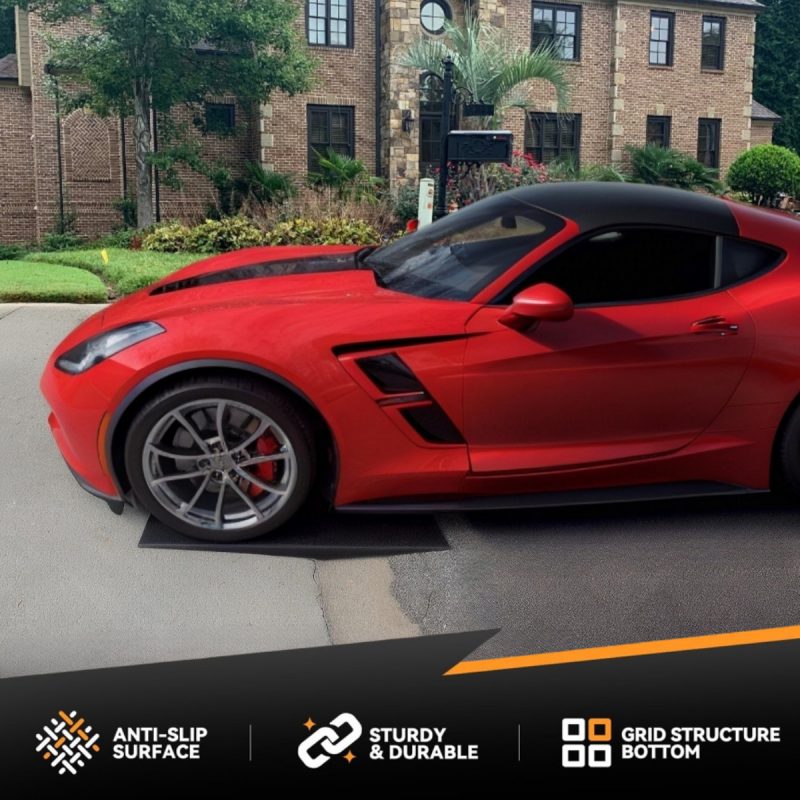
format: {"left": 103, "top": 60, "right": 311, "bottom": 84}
{"left": 0, "top": 1, "right": 780, "bottom": 244}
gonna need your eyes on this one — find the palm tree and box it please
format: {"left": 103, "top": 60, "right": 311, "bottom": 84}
{"left": 398, "top": 11, "right": 570, "bottom": 130}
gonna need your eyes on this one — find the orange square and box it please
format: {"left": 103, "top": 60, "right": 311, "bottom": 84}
{"left": 588, "top": 718, "right": 612, "bottom": 742}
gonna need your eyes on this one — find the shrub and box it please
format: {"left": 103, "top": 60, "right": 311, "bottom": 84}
{"left": 0, "top": 244, "right": 27, "bottom": 261}
{"left": 41, "top": 231, "right": 84, "bottom": 251}
{"left": 727, "top": 144, "right": 800, "bottom": 207}
{"left": 392, "top": 184, "right": 420, "bottom": 224}
{"left": 96, "top": 228, "right": 140, "bottom": 249}
{"left": 239, "top": 163, "right": 298, "bottom": 206}
{"left": 580, "top": 163, "right": 627, "bottom": 182}
{"left": 626, "top": 144, "right": 721, "bottom": 192}
{"left": 264, "top": 217, "right": 380, "bottom": 246}
{"left": 308, "top": 150, "right": 383, "bottom": 200}
{"left": 445, "top": 151, "right": 549, "bottom": 207}
{"left": 112, "top": 196, "right": 137, "bottom": 229}
{"left": 185, "top": 217, "right": 265, "bottom": 252}
{"left": 142, "top": 222, "right": 194, "bottom": 252}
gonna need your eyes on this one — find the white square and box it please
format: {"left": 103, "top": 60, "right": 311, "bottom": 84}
{"left": 562, "top": 717, "right": 585, "bottom": 742}
{"left": 588, "top": 744, "right": 612, "bottom": 768}
{"left": 562, "top": 743, "right": 585, "bottom": 767}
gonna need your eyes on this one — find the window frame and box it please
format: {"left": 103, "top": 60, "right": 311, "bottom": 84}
{"left": 420, "top": 0, "right": 452, "bottom": 35}
{"left": 701, "top": 15, "right": 726, "bottom": 71}
{"left": 697, "top": 117, "right": 722, "bottom": 169}
{"left": 204, "top": 102, "right": 236, "bottom": 134}
{"left": 645, "top": 115, "right": 672, "bottom": 148}
{"left": 531, "top": 2, "right": 582, "bottom": 62}
{"left": 649, "top": 11, "right": 675, "bottom": 67}
{"left": 306, "top": 0, "right": 354, "bottom": 49}
{"left": 306, "top": 104, "right": 356, "bottom": 173}
{"left": 490, "top": 225, "right": 785, "bottom": 308}
{"left": 525, "top": 112, "right": 582, "bottom": 166}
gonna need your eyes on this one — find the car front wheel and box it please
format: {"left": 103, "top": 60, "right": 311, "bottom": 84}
{"left": 124, "top": 375, "right": 315, "bottom": 542}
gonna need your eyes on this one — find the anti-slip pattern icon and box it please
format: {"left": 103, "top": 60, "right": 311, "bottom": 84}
{"left": 562, "top": 717, "right": 612, "bottom": 768}
{"left": 35, "top": 710, "right": 101, "bottom": 775}
{"left": 298, "top": 712, "right": 363, "bottom": 769}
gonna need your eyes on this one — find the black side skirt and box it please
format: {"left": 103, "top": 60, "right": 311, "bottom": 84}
{"left": 336, "top": 481, "right": 767, "bottom": 514}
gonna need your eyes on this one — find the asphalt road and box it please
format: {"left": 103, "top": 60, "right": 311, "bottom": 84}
{"left": 392, "top": 498, "right": 800, "bottom": 660}
{"left": 2, "top": 304, "right": 799, "bottom": 677}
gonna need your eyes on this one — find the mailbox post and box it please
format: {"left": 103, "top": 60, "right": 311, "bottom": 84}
{"left": 435, "top": 57, "right": 455, "bottom": 220}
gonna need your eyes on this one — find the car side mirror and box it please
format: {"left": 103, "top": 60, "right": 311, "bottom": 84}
{"left": 498, "top": 283, "right": 574, "bottom": 332}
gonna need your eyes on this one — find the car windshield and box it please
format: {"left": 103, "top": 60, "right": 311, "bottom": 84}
{"left": 364, "top": 195, "right": 564, "bottom": 301}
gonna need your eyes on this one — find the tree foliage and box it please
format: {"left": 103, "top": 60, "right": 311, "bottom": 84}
{"left": 1, "top": 0, "right": 315, "bottom": 227}
{"left": 6, "top": 0, "right": 314, "bottom": 115}
{"left": 755, "top": 0, "right": 800, "bottom": 152}
{"left": 0, "top": 6, "right": 14, "bottom": 57}
{"left": 398, "top": 11, "right": 570, "bottom": 128}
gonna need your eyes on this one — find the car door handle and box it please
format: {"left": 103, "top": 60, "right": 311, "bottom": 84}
{"left": 691, "top": 316, "right": 739, "bottom": 335}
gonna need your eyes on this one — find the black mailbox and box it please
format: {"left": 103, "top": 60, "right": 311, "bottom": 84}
{"left": 446, "top": 130, "right": 513, "bottom": 165}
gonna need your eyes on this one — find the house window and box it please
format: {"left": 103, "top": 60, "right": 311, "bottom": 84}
{"left": 697, "top": 118, "right": 721, "bottom": 169}
{"left": 702, "top": 16, "right": 725, "bottom": 70}
{"left": 646, "top": 115, "right": 671, "bottom": 148}
{"left": 205, "top": 103, "right": 235, "bottom": 134}
{"left": 649, "top": 11, "right": 674, "bottom": 66}
{"left": 307, "top": 105, "right": 355, "bottom": 172}
{"left": 307, "top": 0, "right": 352, "bottom": 47}
{"left": 532, "top": 3, "right": 581, "bottom": 61}
{"left": 420, "top": 1, "right": 451, "bottom": 35}
{"left": 525, "top": 112, "right": 581, "bottom": 165}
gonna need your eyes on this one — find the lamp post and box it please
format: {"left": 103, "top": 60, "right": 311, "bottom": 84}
{"left": 435, "top": 56, "right": 454, "bottom": 219}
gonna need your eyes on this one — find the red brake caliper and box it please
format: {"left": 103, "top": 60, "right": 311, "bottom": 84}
{"left": 247, "top": 432, "right": 280, "bottom": 497}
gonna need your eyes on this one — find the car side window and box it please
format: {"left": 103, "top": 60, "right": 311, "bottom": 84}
{"left": 519, "top": 228, "right": 717, "bottom": 306}
{"left": 719, "top": 237, "right": 783, "bottom": 287}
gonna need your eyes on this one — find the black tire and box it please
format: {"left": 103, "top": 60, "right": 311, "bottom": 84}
{"left": 124, "top": 375, "right": 315, "bottom": 542}
{"left": 777, "top": 403, "right": 800, "bottom": 498}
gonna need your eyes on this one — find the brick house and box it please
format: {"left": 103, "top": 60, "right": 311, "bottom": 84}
{"left": 0, "top": 1, "right": 780, "bottom": 244}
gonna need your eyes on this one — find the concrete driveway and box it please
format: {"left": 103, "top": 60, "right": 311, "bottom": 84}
{"left": 0, "top": 304, "right": 415, "bottom": 677}
{"left": 2, "top": 304, "right": 799, "bottom": 677}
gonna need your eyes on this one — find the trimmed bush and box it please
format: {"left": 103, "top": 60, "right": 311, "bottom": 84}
{"left": 626, "top": 144, "right": 721, "bottom": 192}
{"left": 142, "top": 222, "right": 193, "bottom": 252}
{"left": 727, "top": 144, "right": 800, "bottom": 207}
{"left": 264, "top": 217, "right": 380, "bottom": 246}
{"left": 143, "top": 215, "right": 380, "bottom": 253}
{"left": 185, "top": 217, "right": 265, "bottom": 252}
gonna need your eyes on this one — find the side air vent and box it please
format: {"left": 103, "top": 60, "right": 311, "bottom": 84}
{"left": 356, "top": 353, "right": 424, "bottom": 394}
{"left": 401, "top": 406, "right": 465, "bottom": 445}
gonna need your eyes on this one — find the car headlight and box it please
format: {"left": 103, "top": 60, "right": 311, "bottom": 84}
{"left": 55, "top": 322, "right": 165, "bottom": 375}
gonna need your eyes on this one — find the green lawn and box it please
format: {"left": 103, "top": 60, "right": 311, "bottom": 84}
{"left": 26, "top": 248, "right": 205, "bottom": 296}
{"left": 0, "top": 261, "right": 107, "bottom": 302}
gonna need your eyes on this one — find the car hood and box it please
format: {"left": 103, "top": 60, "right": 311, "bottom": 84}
{"left": 101, "top": 244, "right": 411, "bottom": 327}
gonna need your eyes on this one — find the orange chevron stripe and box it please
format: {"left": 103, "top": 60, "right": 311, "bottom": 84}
{"left": 446, "top": 624, "right": 800, "bottom": 675}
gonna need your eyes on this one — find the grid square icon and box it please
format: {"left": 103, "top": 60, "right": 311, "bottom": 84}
{"left": 562, "top": 743, "right": 586, "bottom": 768}
{"left": 588, "top": 744, "right": 612, "bottom": 767}
{"left": 588, "top": 718, "right": 612, "bottom": 742}
{"left": 561, "top": 717, "right": 612, "bottom": 768}
{"left": 561, "top": 718, "right": 585, "bottom": 742}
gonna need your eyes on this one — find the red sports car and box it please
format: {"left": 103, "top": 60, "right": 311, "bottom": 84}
{"left": 41, "top": 183, "right": 800, "bottom": 542}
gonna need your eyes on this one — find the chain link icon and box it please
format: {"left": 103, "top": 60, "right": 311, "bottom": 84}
{"left": 297, "top": 713, "right": 363, "bottom": 769}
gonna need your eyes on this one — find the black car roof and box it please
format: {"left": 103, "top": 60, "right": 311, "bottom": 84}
{"left": 496, "top": 182, "right": 739, "bottom": 237}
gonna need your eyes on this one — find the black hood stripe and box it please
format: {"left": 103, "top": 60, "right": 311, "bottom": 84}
{"left": 150, "top": 253, "right": 360, "bottom": 296}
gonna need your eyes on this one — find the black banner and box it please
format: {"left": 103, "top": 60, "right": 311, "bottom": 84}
{"left": 2, "top": 629, "right": 798, "bottom": 786}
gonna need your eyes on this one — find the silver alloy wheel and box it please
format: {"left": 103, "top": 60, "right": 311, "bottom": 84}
{"left": 141, "top": 398, "right": 298, "bottom": 532}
